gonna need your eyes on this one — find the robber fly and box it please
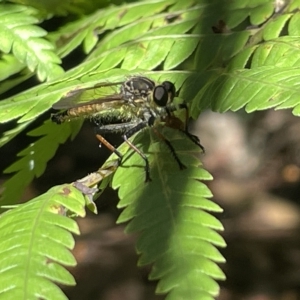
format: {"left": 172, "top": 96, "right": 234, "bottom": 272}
{"left": 51, "top": 76, "right": 203, "bottom": 181}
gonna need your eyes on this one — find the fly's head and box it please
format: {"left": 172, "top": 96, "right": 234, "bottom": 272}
{"left": 151, "top": 81, "right": 176, "bottom": 108}
{"left": 138, "top": 81, "right": 176, "bottom": 126}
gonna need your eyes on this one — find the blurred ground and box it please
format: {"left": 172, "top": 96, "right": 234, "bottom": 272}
{"left": 193, "top": 110, "right": 300, "bottom": 300}
{"left": 2, "top": 109, "right": 300, "bottom": 300}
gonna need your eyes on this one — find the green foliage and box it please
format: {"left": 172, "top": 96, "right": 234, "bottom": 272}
{"left": 0, "top": 0, "right": 300, "bottom": 299}
{"left": 1, "top": 120, "right": 82, "bottom": 206}
{"left": 0, "top": 4, "right": 63, "bottom": 81}
{"left": 0, "top": 184, "right": 86, "bottom": 299}
{"left": 113, "top": 127, "right": 226, "bottom": 299}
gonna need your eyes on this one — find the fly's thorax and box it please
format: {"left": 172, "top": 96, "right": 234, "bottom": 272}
{"left": 137, "top": 105, "right": 170, "bottom": 128}
{"left": 139, "top": 108, "right": 153, "bottom": 124}
{"left": 121, "top": 76, "right": 155, "bottom": 102}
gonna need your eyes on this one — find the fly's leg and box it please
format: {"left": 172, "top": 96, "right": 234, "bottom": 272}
{"left": 95, "top": 121, "right": 151, "bottom": 182}
{"left": 122, "top": 121, "right": 151, "bottom": 182}
{"left": 95, "top": 134, "right": 123, "bottom": 163}
{"left": 175, "top": 103, "right": 205, "bottom": 153}
{"left": 152, "top": 127, "right": 186, "bottom": 170}
{"left": 182, "top": 130, "right": 205, "bottom": 152}
{"left": 94, "top": 122, "right": 139, "bottom": 167}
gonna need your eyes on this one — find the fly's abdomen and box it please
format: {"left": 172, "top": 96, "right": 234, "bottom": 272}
{"left": 51, "top": 102, "right": 123, "bottom": 124}
{"left": 52, "top": 103, "right": 136, "bottom": 126}
{"left": 52, "top": 104, "right": 100, "bottom": 124}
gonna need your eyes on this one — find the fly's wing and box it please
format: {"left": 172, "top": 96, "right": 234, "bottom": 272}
{"left": 52, "top": 82, "right": 124, "bottom": 110}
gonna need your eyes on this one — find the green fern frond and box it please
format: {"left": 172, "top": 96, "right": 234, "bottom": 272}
{"left": 0, "top": 3, "right": 64, "bottom": 81}
{"left": 1, "top": 0, "right": 292, "bottom": 126}
{"left": 0, "top": 69, "right": 33, "bottom": 95}
{"left": 2, "top": 2, "right": 300, "bottom": 298}
{"left": 186, "top": 66, "right": 300, "bottom": 117}
{"left": 0, "top": 121, "right": 31, "bottom": 148}
{"left": 112, "top": 126, "right": 226, "bottom": 299}
{"left": 50, "top": 0, "right": 279, "bottom": 62}
{"left": 50, "top": 0, "right": 179, "bottom": 58}
{"left": 229, "top": 36, "right": 300, "bottom": 69}
{"left": 250, "top": 36, "right": 300, "bottom": 68}
{"left": 0, "top": 184, "right": 85, "bottom": 299}
{"left": 10, "top": 0, "right": 83, "bottom": 16}
{"left": 0, "top": 53, "right": 25, "bottom": 81}
{"left": 1, "top": 120, "right": 82, "bottom": 205}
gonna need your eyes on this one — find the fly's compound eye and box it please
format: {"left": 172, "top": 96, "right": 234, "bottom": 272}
{"left": 162, "top": 81, "right": 176, "bottom": 101}
{"left": 153, "top": 86, "right": 168, "bottom": 107}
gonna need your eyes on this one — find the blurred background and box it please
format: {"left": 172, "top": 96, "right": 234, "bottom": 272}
{"left": 1, "top": 109, "right": 300, "bottom": 300}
